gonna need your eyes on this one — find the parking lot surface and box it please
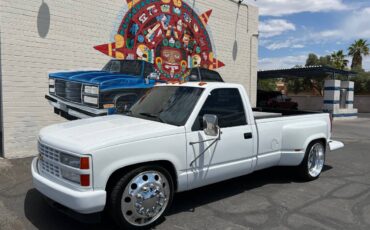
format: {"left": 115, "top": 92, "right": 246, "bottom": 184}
{"left": 0, "top": 115, "right": 370, "bottom": 230}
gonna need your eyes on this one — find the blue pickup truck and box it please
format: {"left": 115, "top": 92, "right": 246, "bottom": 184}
{"left": 46, "top": 59, "right": 223, "bottom": 120}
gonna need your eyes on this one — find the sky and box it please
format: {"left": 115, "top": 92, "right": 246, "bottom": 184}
{"left": 244, "top": 0, "right": 370, "bottom": 71}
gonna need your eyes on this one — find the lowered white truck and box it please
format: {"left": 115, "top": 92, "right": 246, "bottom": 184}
{"left": 32, "top": 82, "right": 343, "bottom": 229}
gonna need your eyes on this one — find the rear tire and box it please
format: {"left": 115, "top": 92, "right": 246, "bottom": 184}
{"left": 108, "top": 165, "right": 174, "bottom": 230}
{"left": 298, "top": 140, "right": 326, "bottom": 181}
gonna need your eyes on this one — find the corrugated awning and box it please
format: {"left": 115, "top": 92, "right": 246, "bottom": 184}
{"left": 258, "top": 66, "right": 357, "bottom": 80}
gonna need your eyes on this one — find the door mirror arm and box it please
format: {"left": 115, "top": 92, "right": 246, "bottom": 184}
{"left": 189, "top": 114, "right": 221, "bottom": 167}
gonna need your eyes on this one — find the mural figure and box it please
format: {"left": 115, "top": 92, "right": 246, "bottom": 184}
{"left": 94, "top": 0, "right": 225, "bottom": 81}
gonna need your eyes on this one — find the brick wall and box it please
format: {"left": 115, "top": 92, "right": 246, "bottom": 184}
{"left": 0, "top": 0, "right": 258, "bottom": 158}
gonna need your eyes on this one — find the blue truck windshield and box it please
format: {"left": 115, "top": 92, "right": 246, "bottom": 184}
{"left": 102, "top": 60, "right": 142, "bottom": 76}
{"left": 127, "top": 86, "right": 204, "bottom": 126}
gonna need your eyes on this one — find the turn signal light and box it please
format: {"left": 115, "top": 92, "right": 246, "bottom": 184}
{"left": 103, "top": 104, "right": 114, "bottom": 109}
{"left": 80, "top": 157, "right": 90, "bottom": 169}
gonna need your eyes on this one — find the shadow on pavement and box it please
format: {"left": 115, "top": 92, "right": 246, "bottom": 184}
{"left": 24, "top": 165, "right": 333, "bottom": 229}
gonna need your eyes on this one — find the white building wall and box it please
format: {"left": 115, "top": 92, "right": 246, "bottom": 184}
{"left": 0, "top": 0, "right": 258, "bottom": 158}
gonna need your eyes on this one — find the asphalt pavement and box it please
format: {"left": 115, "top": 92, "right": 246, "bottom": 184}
{"left": 0, "top": 114, "right": 370, "bottom": 230}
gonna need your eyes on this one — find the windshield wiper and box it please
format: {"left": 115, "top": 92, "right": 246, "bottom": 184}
{"left": 139, "top": 112, "right": 165, "bottom": 123}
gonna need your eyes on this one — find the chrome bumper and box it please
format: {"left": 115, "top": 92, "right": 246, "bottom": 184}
{"left": 45, "top": 94, "right": 108, "bottom": 119}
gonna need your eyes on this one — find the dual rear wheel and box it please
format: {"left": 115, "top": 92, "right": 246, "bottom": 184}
{"left": 298, "top": 140, "right": 326, "bottom": 181}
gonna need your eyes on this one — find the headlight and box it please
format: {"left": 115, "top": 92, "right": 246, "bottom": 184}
{"left": 60, "top": 153, "right": 80, "bottom": 168}
{"left": 61, "top": 169, "right": 80, "bottom": 183}
{"left": 59, "top": 153, "right": 91, "bottom": 186}
{"left": 84, "top": 85, "right": 99, "bottom": 94}
{"left": 60, "top": 169, "right": 90, "bottom": 186}
{"left": 49, "top": 79, "right": 55, "bottom": 94}
{"left": 83, "top": 96, "right": 98, "bottom": 105}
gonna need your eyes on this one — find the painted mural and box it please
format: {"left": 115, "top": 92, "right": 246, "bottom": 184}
{"left": 94, "top": 0, "right": 225, "bottom": 81}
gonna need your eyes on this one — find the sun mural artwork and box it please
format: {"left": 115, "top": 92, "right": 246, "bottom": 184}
{"left": 94, "top": 0, "right": 225, "bottom": 81}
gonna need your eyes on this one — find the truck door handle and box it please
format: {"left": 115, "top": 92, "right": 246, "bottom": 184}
{"left": 244, "top": 133, "right": 253, "bottom": 139}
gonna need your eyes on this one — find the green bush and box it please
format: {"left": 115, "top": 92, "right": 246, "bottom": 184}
{"left": 351, "top": 71, "right": 370, "bottom": 94}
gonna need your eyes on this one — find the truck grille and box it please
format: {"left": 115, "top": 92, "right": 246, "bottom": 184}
{"left": 40, "top": 160, "right": 61, "bottom": 177}
{"left": 55, "top": 79, "right": 82, "bottom": 103}
{"left": 38, "top": 142, "right": 61, "bottom": 178}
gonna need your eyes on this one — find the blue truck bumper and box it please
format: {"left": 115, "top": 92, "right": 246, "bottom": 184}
{"left": 45, "top": 94, "right": 108, "bottom": 119}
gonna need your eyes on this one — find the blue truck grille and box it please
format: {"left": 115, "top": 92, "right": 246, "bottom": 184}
{"left": 55, "top": 79, "right": 82, "bottom": 103}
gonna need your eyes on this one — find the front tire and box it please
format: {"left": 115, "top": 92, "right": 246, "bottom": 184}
{"left": 108, "top": 165, "right": 174, "bottom": 229}
{"left": 298, "top": 140, "right": 326, "bottom": 181}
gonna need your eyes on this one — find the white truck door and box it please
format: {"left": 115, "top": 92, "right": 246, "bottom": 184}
{"left": 186, "top": 88, "right": 256, "bottom": 189}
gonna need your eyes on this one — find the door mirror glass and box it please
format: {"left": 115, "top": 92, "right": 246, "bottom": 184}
{"left": 188, "top": 74, "right": 199, "bottom": 81}
{"left": 147, "top": 72, "right": 160, "bottom": 80}
{"left": 203, "top": 114, "right": 219, "bottom": 136}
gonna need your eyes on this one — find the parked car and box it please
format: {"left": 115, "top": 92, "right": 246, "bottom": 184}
{"left": 257, "top": 90, "right": 298, "bottom": 110}
{"left": 46, "top": 60, "right": 158, "bottom": 120}
{"left": 32, "top": 82, "right": 343, "bottom": 229}
{"left": 46, "top": 60, "right": 224, "bottom": 119}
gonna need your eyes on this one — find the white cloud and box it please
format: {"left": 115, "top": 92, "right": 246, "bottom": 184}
{"left": 260, "top": 19, "right": 296, "bottom": 38}
{"left": 261, "top": 7, "right": 370, "bottom": 51}
{"left": 245, "top": 0, "right": 347, "bottom": 16}
{"left": 315, "top": 8, "right": 370, "bottom": 41}
{"left": 262, "top": 38, "right": 305, "bottom": 50}
{"left": 258, "top": 55, "right": 307, "bottom": 70}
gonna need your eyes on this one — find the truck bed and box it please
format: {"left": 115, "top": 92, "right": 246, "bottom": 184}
{"left": 252, "top": 107, "right": 321, "bottom": 119}
{"left": 252, "top": 107, "right": 330, "bottom": 170}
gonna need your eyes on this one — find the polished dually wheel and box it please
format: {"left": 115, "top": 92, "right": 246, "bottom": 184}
{"left": 307, "top": 143, "right": 325, "bottom": 177}
{"left": 121, "top": 171, "right": 170, "bottom": 227}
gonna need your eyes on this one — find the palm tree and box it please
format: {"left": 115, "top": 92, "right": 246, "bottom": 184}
{"left": 331, "top": 50, "right": 348, "bottom": 70}
{"left": 348, "top": 39, "right": 369, "bottom": 70}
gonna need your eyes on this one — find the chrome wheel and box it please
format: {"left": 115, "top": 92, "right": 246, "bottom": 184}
{"left": 121, "top": 170, "right": 170, "bottom": 227}
{"left": 307, "top": 143, "right": 325, "bottom": 177}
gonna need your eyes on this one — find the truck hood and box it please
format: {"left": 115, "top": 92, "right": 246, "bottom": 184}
{"left": 39, "top": 115, "right": 184, "bottom": 154}
{"left": 49, "top": 71, "right": 153, "bottom": 91}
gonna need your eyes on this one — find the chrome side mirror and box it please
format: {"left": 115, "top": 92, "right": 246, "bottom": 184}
{"left": 188, "top": 74, "right": 199, "bottom": 81}
{"left": 203, "top": 114, "right": 219, "bottom": 136}
{"left": 147, "top": 72, "right": 160, "bottom": 80}
{"left": 145, "top": 72, "right": 160, "bottom": 84}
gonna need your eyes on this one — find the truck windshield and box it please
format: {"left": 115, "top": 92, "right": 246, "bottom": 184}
{"left": 127, "top": 86, "right": 204, "bottom": 126}
{"left": 102, "top": 60, "right": 142, "bottom": 76}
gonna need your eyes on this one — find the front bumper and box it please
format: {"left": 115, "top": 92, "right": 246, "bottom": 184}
{"left": 45, "top": 94, "right": 108, "bottom": 119}
{"left": 31, "top": 158, "right": 106, "bottom": 214}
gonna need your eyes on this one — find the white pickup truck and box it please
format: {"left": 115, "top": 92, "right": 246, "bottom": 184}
{"left": 32, "top": 82, "right": 344, "bottom": 229}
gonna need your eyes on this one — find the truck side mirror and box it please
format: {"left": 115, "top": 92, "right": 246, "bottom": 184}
{"left": 188, "top": 74, "right": 199, "bottom": 82}
{"left": 203, "top": 114, "right": 219, "bottom": 136}
{"left": 147, "top": 72, "right": 160, "bottom": 80}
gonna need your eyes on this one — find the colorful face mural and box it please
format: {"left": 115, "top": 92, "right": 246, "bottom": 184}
{"left": 94, "top": 0, "right": 225, "bottom": 81}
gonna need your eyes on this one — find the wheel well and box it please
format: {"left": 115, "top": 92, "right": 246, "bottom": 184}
{"left": 105, "top": 161, "right": 178, "bottom": 194}
{"left": 309, "top": 138, "right": 327, "bottom": 151}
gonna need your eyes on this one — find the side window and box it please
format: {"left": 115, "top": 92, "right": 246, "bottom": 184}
{"left": 110, "top": 61, "right": 120, "bottom": 73}
{"left": 200, "top": 69, "right": 224, "bottom": 82}
{"left": 192, "top": 88, "right": 247, "bottom": 131}
{"left": 144, "top": 62, "right": 154, "bottom": 77}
